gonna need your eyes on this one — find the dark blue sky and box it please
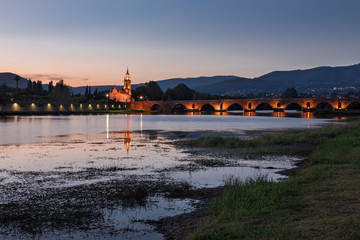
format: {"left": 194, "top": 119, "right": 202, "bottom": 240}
{"left": 1, "top": 0, "right": 359, "bottom": 85}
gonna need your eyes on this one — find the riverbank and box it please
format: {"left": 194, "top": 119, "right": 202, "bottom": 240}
{"left": 157, "top": 122, "right": 360, "bottom": 239}
{"left": 0, "top": 109, "right": 147, "bottom": 115}
{"left": 314, "top": 109, "right": 360, "bottom": 118}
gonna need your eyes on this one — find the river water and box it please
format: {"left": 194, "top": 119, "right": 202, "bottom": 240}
{"left": 0, "top": 112, "right": 337, "bottom": 239}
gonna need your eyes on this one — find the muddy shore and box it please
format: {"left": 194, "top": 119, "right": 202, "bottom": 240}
{"left": 152, "top": 159, "right": 305, "bottom": 240}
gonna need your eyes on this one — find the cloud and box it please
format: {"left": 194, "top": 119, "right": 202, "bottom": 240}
{"left": 83, "top": 78, "right": 89, "bottom": 81}
{"left": 22, "top": 74, "right": 72, "bottom": 83}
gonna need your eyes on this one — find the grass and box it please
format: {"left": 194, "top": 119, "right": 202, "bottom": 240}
{"left": 187, "top": 122, "right": 360, "bottom": 240}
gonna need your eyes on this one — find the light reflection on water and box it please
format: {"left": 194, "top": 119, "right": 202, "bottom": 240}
{"left": 0, "top": 114, "right": 336, "bottom": 239}
{"left": 0, "top": 113, "right": 333, "bottom": 146}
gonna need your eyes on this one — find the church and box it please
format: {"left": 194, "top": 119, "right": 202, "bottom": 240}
{"left": 109, "top": 68, "right": 133, "bottom": 102}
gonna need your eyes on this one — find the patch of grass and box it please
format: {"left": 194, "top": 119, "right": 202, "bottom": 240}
{"left": 186, "top": 122, "right": 360, "bottom": 240}
{"left": 189, "top": 123, "right": 358, "bottom": 157}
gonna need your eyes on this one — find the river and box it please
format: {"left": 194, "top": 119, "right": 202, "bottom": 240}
{"left": 0, "top": 112, "right": 338, "bottom": 239}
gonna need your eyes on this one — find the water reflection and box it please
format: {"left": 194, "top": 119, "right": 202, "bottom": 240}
{"left": 0, "top": 113, "right": 338, "bottom": 240}
{"left": 0, "top": 113, "right": 335, "bottom": 146}
{"left": 124, "top": 131, "right": 131, "bottom": 152}
{"left": 106, "top": 114, "right": 109, "bottom": 139}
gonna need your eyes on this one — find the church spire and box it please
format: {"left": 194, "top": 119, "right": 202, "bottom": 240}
{"left": 124, "top": 68, "right": 131, "bottom": 95}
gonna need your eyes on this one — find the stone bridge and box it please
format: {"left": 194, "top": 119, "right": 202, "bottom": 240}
{"left": 128, "top": 98, "right": 360, "bottom": 113}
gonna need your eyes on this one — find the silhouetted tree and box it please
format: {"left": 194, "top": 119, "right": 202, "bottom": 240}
{"left": 14, "top": 75, "right": 21, "bottom": 93}
{"left": 84, "top": 85, "right": 89, "bottom": 99}
{"left": 281, "top": 87, "right": 298, "bottom": 98}
{"left": 88, "top": 86, "right": 92, "bottom": 99}
{"left": 48, "top": 81, "right": 54, "bottom": 93}
{"left": 163, "top": 88, "right": 175, "bottom": 100}
{"left": 34, "top": 80, "right": 43, "bottom": 95}
{"left": 146, "top": 81, "right": 163, "bottom": 100}
{"left": 93, "top": 88, "right": 99, "bottom": 100}
{"left": 172, "top": 83, "right": 194, "bottom": 100}
{"left": 26, "top": 78, "right": 32, "bottom": 91}
{"left": 50, "top": 80, "right": 71, "bottom": 103}
{"left": 133, "top": 86, "right": 147, "bottom": 100}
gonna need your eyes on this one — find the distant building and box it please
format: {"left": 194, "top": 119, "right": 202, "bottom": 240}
{"left": 109, "top": 68, "right": 133, "bottom": 102}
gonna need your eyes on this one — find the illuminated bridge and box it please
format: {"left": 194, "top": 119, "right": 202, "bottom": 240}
{"left": 129, "top": 98, "right": 360, "bottom": 113}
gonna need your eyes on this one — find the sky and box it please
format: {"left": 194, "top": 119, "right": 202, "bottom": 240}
{"left": 1, "top": 0, "right": 360, "bottom": 86}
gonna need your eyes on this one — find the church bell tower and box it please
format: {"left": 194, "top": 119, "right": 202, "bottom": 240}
{"left": 124, "top": 68, "right": 131, "bottom": 95}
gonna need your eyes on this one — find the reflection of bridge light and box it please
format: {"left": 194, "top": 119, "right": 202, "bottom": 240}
{"left": 106, "top": 114, "right": 109, "bottom": 139}
{"left": 140, "top": 114, "right": 143, "bottom": 135}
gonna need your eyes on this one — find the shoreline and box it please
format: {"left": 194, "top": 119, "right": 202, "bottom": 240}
{"left": 154, "top": 122, "right": 360, "bottom": 239}
{"left": 152, "top": 158, "right": 307, "bottom": 240}
{"left": 0, "top": 109, "right": 147, "bottom": 116}
{"left": 185, "top": 123, "right": 360, "bottom": 239}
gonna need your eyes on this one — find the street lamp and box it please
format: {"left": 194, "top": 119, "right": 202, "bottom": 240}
{"left": 106, "top": 93, "right": 109, "bottom": 110}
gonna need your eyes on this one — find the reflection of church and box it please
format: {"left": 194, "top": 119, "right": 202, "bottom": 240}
{"left": 109, "top": 68, "right": 133, "bottom": 102}
{"left": 124, "top": 131, "right": 131, "bottom": 152}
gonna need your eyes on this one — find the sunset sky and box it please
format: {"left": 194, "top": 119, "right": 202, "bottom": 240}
{"left": 1, "top": 0, "right": 360, "bottom": 86}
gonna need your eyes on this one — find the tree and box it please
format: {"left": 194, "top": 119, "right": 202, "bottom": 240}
{"left": 26, "top": 78, "right": 32, "bottom": 91}
{"left": 281, "top": 87, "right": 298, "bottom": 98}
{"left": 163, "top": 88, "right": 175, "bottom": 100}
{"left": 84, "top": 85, "right": 89, "bottom": 99}
{"left": 48, "top": 81, "right": 54, "bottom": 93}
{"left": 50, "top": 80, "right": 71, "bottom": 103}
{"left": 172, "top": 83, "right": 194, "bottom": 100}
{"left": 93, "top": 88, "right": 99, "bottom": 100}
{"left": 133, "top": 86, "right": 147, "bottom": 100}
{"left": 14, "top": 75, "right": 21, "bottom": 93}
{"left": 144, "top": 81, "right": 164, "bottom": 100}
{"left": 35, "top": 80, "right": 43, "bottom": 95}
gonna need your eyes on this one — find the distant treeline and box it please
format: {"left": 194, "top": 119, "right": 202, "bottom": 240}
{"left": 0, "top": 76, "right": 108, "bottom": 104}
{"left": 132, "top": 81, "right": 237, "bottom": 101}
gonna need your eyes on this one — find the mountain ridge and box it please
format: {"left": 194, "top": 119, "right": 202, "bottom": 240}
{"left": 1, "top": 63, "right": 360, "bottom": 95}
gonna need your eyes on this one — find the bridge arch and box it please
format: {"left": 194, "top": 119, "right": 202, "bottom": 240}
{"left": 346, "top": 101, "right": 360, "bottom": 109}
{"left": 172, "top": 103, "right": 187, "bottom": 113}
{"left": 150, "top": 104, "right": 162, "bottom": 111}
{"left": 315, "top": 102, "right": 333, "bottom": 110}
{"left": 227, "top": 103, "right": 243, "bottom": 111}
{"left": 255, "top": 102, "right": 273, "bottom": 111}
{"left": 285, "top": 102, "right": 302, "bottom": 110}
{"left": 200, "top": 104, "right": 215, "bottom": 112}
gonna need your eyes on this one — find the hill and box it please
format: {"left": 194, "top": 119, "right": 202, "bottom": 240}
{"left": 194, "top": 64, "right": 360, "bottom": 95}
{"left": 0, "top": 72, "right": 29, "bottom": 88}
{"left": 2, "top": 63, "right": 360, "bottom": 95}
{"left": 155, "top": 75, "right": 237, "bottom": 91}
